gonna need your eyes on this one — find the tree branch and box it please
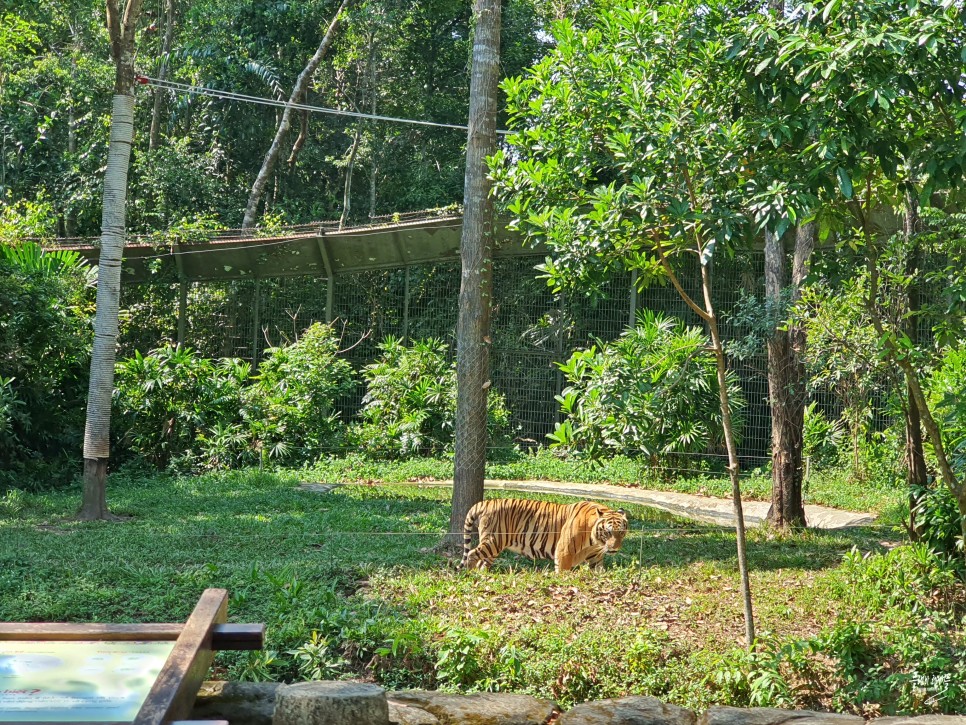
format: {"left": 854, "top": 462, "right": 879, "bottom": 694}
{"left": 653, "top": 232, "right": 711, "bottom": 322}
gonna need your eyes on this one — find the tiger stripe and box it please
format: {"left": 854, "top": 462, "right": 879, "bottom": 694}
{"left": 461, "top": 498, "right": 628, "bottom": 573}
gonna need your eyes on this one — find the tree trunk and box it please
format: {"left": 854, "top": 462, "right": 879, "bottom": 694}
{"left": 339, "top": 126, "right": 361, "bottom": 229}
{"left": 79, "top": 0, "right": 143, "bottom": 521}
{"left": 699, "top": 261, "right": 755, "bottom": 646}
{"left": 903, "top": 192, "right": 928, "bottom": 538}
{"left": 764, "top": 223, "right": 813, "bottom": 529}
{"left": 242, "top": 0, "right": 350, "bottom": 229}
{"left": 447, "top": 0, "right": 502, "bottom": 546}
{"left": 148, "top": 0, "right": 175, "bottom": 150}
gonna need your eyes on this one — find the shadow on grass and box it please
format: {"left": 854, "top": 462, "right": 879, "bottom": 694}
{"left": 4, "top": 471, "right": 901, "bottom": 585}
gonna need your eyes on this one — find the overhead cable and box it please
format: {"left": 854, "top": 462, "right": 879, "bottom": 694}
{"left": 136, "top": 75, "right": 511, "bottom": 135}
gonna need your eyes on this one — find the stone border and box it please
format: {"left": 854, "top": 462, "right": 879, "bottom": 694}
{"left": 193, "top": 682, "right": 965, "bottom": 725}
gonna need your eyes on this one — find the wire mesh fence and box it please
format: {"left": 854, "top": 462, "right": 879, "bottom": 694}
{"left": 116, "top": 249, "right": 898, "bottom": 467}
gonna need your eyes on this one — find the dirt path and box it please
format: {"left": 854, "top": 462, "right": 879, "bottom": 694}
{"left": 300, "top": 478, "right": 875, "bottom": 529}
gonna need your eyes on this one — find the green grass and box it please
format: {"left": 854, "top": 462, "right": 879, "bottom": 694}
{"left": 304, "top": 450, "right": 907, "bottom": 519}
{"left": 1, "top": 467, "right": 957, "bottom": 716}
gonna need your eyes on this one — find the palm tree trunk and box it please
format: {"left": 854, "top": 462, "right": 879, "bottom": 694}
{"left": 81, "top": 95, "right": 134, "bottom": 520}
{"left": 79, "top": 0, "right": 143, "bottom": 521}
{"left": 447, "top": 0, "right": 502, "bottom": 546}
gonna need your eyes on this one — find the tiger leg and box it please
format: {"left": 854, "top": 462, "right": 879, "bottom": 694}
{"left": 465, "top": 535, "right": 501, "bottom": 570}
{"left": 585, "top": 551, "right": 605, "bottom": 570}
{"left": 554, "top": 548, "right": 577, "bottom": 573}
{"left": 462, "top": 503, "right": 484, "bottom": 569}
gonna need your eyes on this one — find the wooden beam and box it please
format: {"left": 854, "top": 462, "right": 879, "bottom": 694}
{"left": 0, "top": 623, "right": 263, "bottom": 650}
{"left": 133, "top": 588, "right": 227, "bottom": 725}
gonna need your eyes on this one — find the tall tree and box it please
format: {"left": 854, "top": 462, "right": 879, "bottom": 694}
{"left": 495, "top": 0, "right": 756, "bottom": 644}
{"left": 750, "top": 0, "right": 966, "bottom": 540}
{"left": 148, "top": 0, "right": 175, "bottom": 150}
{"left": 762, "top": 224, "right": 812, "bottom": 529}
{"left": 79, "top": 0, "right": 144, "bottom": 520}
{"left": 903, "top": 190, "right": 928, "bottom": 538}
{"left": 447, "top": 0, "right": 502, "bottom": 545}
{"left": 241, "top": 0, "right": 350, "bottom": 229}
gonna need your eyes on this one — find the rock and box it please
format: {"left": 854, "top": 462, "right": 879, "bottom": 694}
{"left": 698, "top": 707, "right": 863, "bottom": 725}
{"left": 273, "top": 681, "right": 389, "bottom": 725}
{"left": 557, "top": 696, "right": 695, "bottom": 725}
{"left": 388, "top": 689, "right": 558, "bottom": 725}
{"left": 192, "top": 680, "right": 281, "bottom": 725}
{"left": 390, "top": 699, "right": 441, "bottom": 725}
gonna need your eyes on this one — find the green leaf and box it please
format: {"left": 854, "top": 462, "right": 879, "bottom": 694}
{"left": 699, "top": 238, "right": 716, "bottom": 267}
{"left": 836, "top": 168, "right": 854, "bottom": 198}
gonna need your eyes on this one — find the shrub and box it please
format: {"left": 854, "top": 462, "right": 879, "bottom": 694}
{"left": 911, "top": 344, "right": 966, "bottom": 558}
{"left": 548, "top": 310, "right": 745, "bottom": 465}
{"left": 802, "top": 402, "right": 846, "bottom": 470}
{"left": 244, "top": 322, "right": 356, "bottom": 464}
{"left": 0, "top": 240, "right": 95, "bottom": 489}
{"left": 114, "top": 323, "right": 355, "bottom": 470}
{"left": 113, "top": 345, "right": 249, "bottom": 469}
{"left": 355, "top": 336, "right": 512, "bottom": 458}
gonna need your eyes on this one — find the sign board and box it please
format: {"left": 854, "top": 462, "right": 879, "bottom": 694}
{"left": 0, "top": 641, "right": 176, "bottom": 722}
{"left": 0, "top": 589, "right": 264, "bottom": 725}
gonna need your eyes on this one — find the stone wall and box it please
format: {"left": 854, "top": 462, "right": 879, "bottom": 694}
{"left": 192, "top": 681, "right": 966, "bottom": 725}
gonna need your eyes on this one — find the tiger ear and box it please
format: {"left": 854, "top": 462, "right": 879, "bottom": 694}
{"left": 617, "top": 508, "right": 627, "bottom": 517}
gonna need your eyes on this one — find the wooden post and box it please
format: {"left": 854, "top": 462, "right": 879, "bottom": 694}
{"left": 402, "top": 266, "right": 411, "bottom": 342}
{"left": 252, "top": 277, "right": 261, "bottom": 364}
{"left": 177, "top": 278, "right": 187, "bottom": 346}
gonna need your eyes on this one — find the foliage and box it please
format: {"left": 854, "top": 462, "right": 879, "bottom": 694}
{"left": 549, "top": 311, "right": 745, "bottom": 464}
{"left": 794, "top": 276, "right": 895, "bottom": 477}
{"left": 114, "top": 323, "right": 354, "bottom": 469}
{"left": 244, "top": 322, "right": 356, "bottom": 464}
{"left": 802, "top": 402, "right": 846, "bottom": 471}
{"left": 912, "top": 345, "right": 966, "bottom": 558}
{"left": 0, "top": 239, "right": 94, "bottom": 489}
{"left": 494, "top": 0, "right": 759, "bottom": 297}
{"left": 928, "top": 345, "right": 966, "bottom": 479}
{"left": 355, "top": 336, "right": 512, "bottom": 459}
{"left": 113, "top": 345, "right": 250, "bottom": 469}
{"left": 707, "top": 544, "right": 966, "bottom": 716}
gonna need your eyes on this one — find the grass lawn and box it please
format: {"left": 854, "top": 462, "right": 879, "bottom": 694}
{"left": 1, "top": 465, "right": 960, "bottom": 716}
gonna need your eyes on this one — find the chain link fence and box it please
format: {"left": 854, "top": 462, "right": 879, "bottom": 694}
{"left": 117, "top": 249, "right": 897, "bottom": 466}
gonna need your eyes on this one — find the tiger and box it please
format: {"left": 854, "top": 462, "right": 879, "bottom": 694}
{"left": 461, "top": 498, "right": 629, "bottom": 573}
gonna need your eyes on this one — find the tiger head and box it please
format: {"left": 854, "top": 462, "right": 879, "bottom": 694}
{"left": 594, "top": 506, "right": 629, "bottom": 552}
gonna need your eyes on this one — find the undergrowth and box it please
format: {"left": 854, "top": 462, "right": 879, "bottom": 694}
{"left": 0, "top": 468, "right": 951, "bottom": 716}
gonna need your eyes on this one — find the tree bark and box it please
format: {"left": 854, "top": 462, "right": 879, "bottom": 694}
{"left": 700, "top": 261, "right": 755, "bottom": 647}
{"left": 447, "top": 0, "right": 501, "bottom": 546}
{"left": 902, "top": 192, "right": 928, "bottom": 537}
{"left": 148, "top": 0, "right": 175, "bottom": 150}
{"left": 764, "top": 224, "right": 812, "bottom": 529}
{"left": 242, "top": 0, "right": 350, "bottom": 229}
{"left": 79, "top": 0, "right": 143, "bottom": 521}
{"left": 339, "top": 126, "right": 361, "bottom": 229}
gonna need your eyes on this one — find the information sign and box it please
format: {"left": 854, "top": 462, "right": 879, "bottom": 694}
{"left": 0, "top": 641, "right": 176, "bottom": 722}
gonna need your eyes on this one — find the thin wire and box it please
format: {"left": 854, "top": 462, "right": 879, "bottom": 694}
{"left": 1, "top": 524, "right": 895, "bottom": 540}
{"left": 139, "top": 75, "right": 512, "bottom": 135}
